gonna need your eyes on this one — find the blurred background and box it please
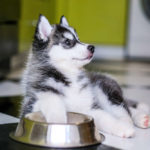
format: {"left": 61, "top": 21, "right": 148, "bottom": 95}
{"left": 0, "top": 0, "right": 150, "bottom": 117}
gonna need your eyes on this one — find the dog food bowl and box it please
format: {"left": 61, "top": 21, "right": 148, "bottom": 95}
{"left": 10, "top": 111, "right": 104, "bottom": 148}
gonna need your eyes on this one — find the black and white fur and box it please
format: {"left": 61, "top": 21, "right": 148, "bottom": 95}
{"left": 21, "top": 15, "right": 150, "bottom": 138}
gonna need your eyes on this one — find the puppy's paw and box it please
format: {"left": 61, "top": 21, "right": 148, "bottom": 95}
{"left": 25, "top": 111, "right": 46, "bottom": 122}
{"left": 133, "top": 114, "right": 150, "bottom": 129}
{"left": 45, "top": 113, "right": 67, "bottom": 123}
{"left": 112, "top": 123, "right": 135, "bottom": 138}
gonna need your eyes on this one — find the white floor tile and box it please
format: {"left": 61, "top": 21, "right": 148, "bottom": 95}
{"left": 102, "top": 127, "right": 150, "bottom": 150}
{"left": 0, "top": 113, "right": 19, "bottom": 124}
{"left": 0, "top": 81, "right": 22, "bottom": 97}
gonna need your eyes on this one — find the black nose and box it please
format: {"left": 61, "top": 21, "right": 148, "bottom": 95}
{"left": 87, "top": 45, "right": 95, "bottom": 53}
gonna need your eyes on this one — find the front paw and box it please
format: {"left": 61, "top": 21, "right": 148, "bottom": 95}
{"left": 41, "top": 108, "right": 67, "bottom": 123}
{"left": 45, "top": 113, "right": 67, "bottom": 123}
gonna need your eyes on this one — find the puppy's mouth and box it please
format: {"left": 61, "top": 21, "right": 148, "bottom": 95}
{"left": 73, "top": 53, "right": 93, "bottom": 61}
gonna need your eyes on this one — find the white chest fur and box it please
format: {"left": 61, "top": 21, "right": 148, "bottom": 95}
{"left": 64, "top": 79, "right": 93, "bottom": 113}
{"left": 36, "top": 69, "right": 94, "bottom": 114}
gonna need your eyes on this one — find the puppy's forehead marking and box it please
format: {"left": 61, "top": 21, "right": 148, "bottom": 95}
{"left": 63, "top": 32, "right": 74, "bottom": 40}
{"left": 62, "top": 25, "right": 78, "bottom": 40}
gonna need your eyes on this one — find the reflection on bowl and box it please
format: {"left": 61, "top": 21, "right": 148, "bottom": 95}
{"left": 10, "top": 112, "right": 104, "bottom": 148}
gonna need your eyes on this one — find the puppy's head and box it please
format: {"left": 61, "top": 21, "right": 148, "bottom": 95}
{"left": 33, "top": 15, "right": 95, "bottom": 68}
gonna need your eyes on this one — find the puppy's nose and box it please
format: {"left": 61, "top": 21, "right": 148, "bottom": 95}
{"left": 87, "top": 45, "right": 95, "bottom": 53}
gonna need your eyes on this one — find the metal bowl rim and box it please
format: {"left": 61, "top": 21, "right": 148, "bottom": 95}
{"left": 23, "top": 112, "right": 94, "bottom": 126}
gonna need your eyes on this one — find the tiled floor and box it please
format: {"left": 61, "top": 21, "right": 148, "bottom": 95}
{"left": 0, "top": 113, "right": 19, "bottom": 125}
{"left": 0, "top": 61, "right": 150, "bottom": 149}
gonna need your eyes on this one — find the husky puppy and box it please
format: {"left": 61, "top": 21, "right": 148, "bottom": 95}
{"left": 21, "top": 15, "right": 150, "bottom": 138}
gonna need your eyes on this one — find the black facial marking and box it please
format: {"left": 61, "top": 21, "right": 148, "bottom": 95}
{"left": 89, "top": 73, "right": 131, "bottom": 115}
{"left": 62, "top": 38, "right": 76, "bottom": 49}
{"left": 52, "top": 25, "right": 78, "bottom": 49}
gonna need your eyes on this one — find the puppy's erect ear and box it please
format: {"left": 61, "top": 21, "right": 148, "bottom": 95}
{"left": 35, "top": 15, "right": 52, "bottom": 41}
{"left": 60, "top": 15, "right": 69, "bottom": 26}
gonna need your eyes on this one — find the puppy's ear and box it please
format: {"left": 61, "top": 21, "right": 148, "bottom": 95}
{"left": 35, "top": 15, "right": 53, "bottom": 41}
{"left": 60, "top": 15, "right": 69, "bottom": 26}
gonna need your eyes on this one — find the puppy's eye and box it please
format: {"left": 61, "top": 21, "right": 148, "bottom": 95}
{"left": 65, "top": 39, "right": 71, "bottom": 46}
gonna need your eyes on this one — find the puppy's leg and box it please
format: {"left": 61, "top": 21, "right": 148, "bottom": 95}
{"left": 107, "top": 104, "right": 133, "bottom": 126}
{"left": 89, "top": 109, "right": 135, "bottom": 138}
{"left": 90, "top": 73, "right": 134, "bottom": 137}
{"left": 129, "top": 103, "right": 150, "bottom": 128}
{"left": 34, "top": 92, "right": 67, "bottom": 123}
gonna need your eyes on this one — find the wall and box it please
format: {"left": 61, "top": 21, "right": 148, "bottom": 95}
{"left": 18, "top": 0, "right": 55, "bottom": 52}
{"left": 55, "top": 0, "right": 128, "bottom": 45}
{"left": 18, "top": 0, "right": 128, "bottom": 52}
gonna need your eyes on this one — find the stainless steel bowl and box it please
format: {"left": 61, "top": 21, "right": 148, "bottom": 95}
{"left": 10, "top": 112, "right": 104, "bottom": 148}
